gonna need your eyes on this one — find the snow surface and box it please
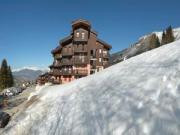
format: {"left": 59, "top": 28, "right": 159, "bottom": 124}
{"left": 2, "top": 40, "right": 180, "bottom": 135}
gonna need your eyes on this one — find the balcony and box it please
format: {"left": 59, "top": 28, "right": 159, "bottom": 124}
{"left": 103, "top": 53, "right": 110, "bottom": 58}
{"left": 74, "top": 69, "right": 88, "bottom": 76}
{"left": 51, "top": 69, "right": 61, "bottom": 76}
{"left": 90, "top": 55, "right": 97, "bottom": 60}
{"left": 60, "top": 69, "right": 73, "bottom": 75}
{"left": 61, "top": 59, "right": 73, "bottom": 66}
{"left": 54, "top": 54, "right": 62, "bottom": 59}
{"left": 62, "top": 50, "right": 73, "bottom": 57}
{"left": 50, "top": 62, "right": 61, "bottom": 68}
{"left": 74, "top": 47, "right": 88, "bottom": 53}
{"left": 74, "top": 56, "right": 88, "bottom": 65}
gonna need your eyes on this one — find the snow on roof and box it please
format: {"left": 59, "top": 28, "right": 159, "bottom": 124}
{"left": 2, "top": 39, "right": 180, "bottom": 135}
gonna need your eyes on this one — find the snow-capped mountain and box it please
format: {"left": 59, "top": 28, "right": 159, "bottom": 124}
{"left": 2, "top": 39, "right": 180, "bottom": 135}
{"left": 12, "top": 66, "right": 49, "bottom": 72}
{"left": 110, "top": 27, "right": 180, "bottom": 65}
{"left": 13, "top": 67, "right": 49, "bottom": 82}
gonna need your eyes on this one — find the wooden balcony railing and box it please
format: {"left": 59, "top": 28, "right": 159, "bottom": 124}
{"left": 74, "top": 56, "right": 88, "bottom": 64}
{"left": 60, "top": 69, "right": 73, "bottom": 75}
{"left": 74, "top": 47, "right": 88, "bottom": 53}
{"left": 62, "top": 50, "right": 73, "bottom": 56}
{"left": 53, "top": 62, "right": 62, "bottom": 68}
{"left": 74, "top": 69, "right": 88, "bottom": 76}
{"left": 61, "top": 59, "right": 73, "bottom": 66}
{"left": 54, "top": 54, "right": 62, "bottom": 59}
{"left": 51, "top": 69, "right": 61, "bottom": 75}
{"left": 103, "top": 53, "right": 110, "bottom": 58}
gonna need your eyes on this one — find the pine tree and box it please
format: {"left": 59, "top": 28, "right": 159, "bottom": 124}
{"left": 7, "top": 66, "right": 14, "bottom": 87}
{"left": 161, "top": 26, "right": 175, "bottom": 45}
{"left": 0, "top": 59, "right": 14, "bottom": 91}
{"left": 149, "top": 34, "right": 160, "bottom": 50}
{"left": 166, "top": 26, "right": 175, "bottom": 43}
{"left": 161, "top": 31, "right": 167, "bottom": 45}
{"left": 156, "top": 35, "right": 160, "bottom": 48}
{"left": 0, "top": 59, "right": 9, "bottom": 90}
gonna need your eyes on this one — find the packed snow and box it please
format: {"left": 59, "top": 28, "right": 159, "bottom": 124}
{"left": 2, "top": 40, "right": 180, "bottom": 135}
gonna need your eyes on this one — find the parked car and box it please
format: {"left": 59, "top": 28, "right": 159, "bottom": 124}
{"left": 2, "top": 87, "right": 23, "bottom": 97}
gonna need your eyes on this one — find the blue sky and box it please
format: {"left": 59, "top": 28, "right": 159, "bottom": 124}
{"left": 0, "top": 0, "right": 180, "bottom": 69}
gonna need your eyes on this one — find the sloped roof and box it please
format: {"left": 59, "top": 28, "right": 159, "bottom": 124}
{"left": 51, "top": 46, "right": 61, "bottom": 54}
{"left": 72, "top": 19, "right": 91, "bottom": 27}
{"left": 51, "top": 36, "right": 73, "bottom": 54}
{"left": 59, "top": 35, "right": 72, "bottom": 44}
{"left": 97, "top": 38, "right": 112, "bottom": 49}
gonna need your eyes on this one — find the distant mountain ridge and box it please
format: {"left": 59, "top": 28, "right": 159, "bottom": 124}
{"left": 12, "top": 67, "right": 49, "bottom": 84}
{"left": 110, "top": 27, "right": 180, "bottom": 65}
{"left": 12, "top": 66, "right": 49, "bottom": 72}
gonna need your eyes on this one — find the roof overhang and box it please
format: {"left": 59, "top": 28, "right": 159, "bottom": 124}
{"left": 97, "top": 38, "right": 112, "bottom": 50}
{"left": 72, "top": 19, "right": 91, "bottom": 29}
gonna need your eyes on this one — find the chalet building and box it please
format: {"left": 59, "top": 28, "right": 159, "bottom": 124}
{"left": 36, "top": 72, "right": 50, "bottom": 85}
{"left": 49, "top": 19, "right": 112, "bottom": 84}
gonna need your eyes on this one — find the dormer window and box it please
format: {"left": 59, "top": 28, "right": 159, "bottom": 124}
{"left": 76, "top": 32, "right": 80, "bottom": 37}
{"left": 82, "top": 32, "right": 85, "bottom": 39}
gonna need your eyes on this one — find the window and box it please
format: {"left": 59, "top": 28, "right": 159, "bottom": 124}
{"left": 91, "top": 50, "right": 93, "bottom": 55}
{"left": 99, "top": 49, "right": 102, "bottom": 54}
{"left": 76, "top": 32, "right": 80, "bottom": 37}
{"left": 99, "top": 58, "right": 102, "bottom": 62}
{"left": 103, "top": 50, "right": 107, "bottom": 54}
{"left": 82, "top": 32, "right": 85, "bottom": 39}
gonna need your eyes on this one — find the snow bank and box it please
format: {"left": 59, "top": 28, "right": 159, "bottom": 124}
{"left": 2, "top": 40, "right": 180, "bottom": 135}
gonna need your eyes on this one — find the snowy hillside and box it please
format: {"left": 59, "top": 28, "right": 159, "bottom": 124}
{"left": 110, "top": 27, "right": 180, "bottom": 65}
{"left": 140, "top": 27, "right": 180, "bottom": 41}
{"left": 2, "top": 40, "right": 180, "bottom": 135}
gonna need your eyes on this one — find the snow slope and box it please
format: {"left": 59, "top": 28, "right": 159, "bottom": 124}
{"left": 110, "top": 27, "right": 180, "bottom": 65}
{"left": 2, "top": 40, "right": 180, "bottom": 135}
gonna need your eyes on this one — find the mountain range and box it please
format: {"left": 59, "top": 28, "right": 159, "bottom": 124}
{"left": 12, "top": 67, "right": 48, "bottom": 84}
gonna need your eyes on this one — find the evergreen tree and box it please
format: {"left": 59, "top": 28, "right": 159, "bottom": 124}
{"left": 0, "top": 59, "right": 14, "bottom": 91}
{"left": 0, "top": 59, "right": 9, "bottom": 90}
{"left": 161, "top": 26, "right": 175, "bottom": 45}
{"left": 161, "top": 31, "right": 167, "bottom": 45}
{"left": 166, "top": 26, "right": 175, "bottom": 43}
{"left": 149, "top": 34, "right": 160, "bottom": 50}
{"left": 7, "top": 66, "right": 14, "bottom": 87}
{"left": 155, "top": 35, "right": 160, "bottom": 48}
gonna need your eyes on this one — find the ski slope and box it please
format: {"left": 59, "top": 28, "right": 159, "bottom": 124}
{"left": 2, "top": 40, "right": 180, "bottom": 135}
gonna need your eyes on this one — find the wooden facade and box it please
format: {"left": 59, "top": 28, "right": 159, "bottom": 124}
{"left": 49, "top": 19, "right": 112, "bottom": 84}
